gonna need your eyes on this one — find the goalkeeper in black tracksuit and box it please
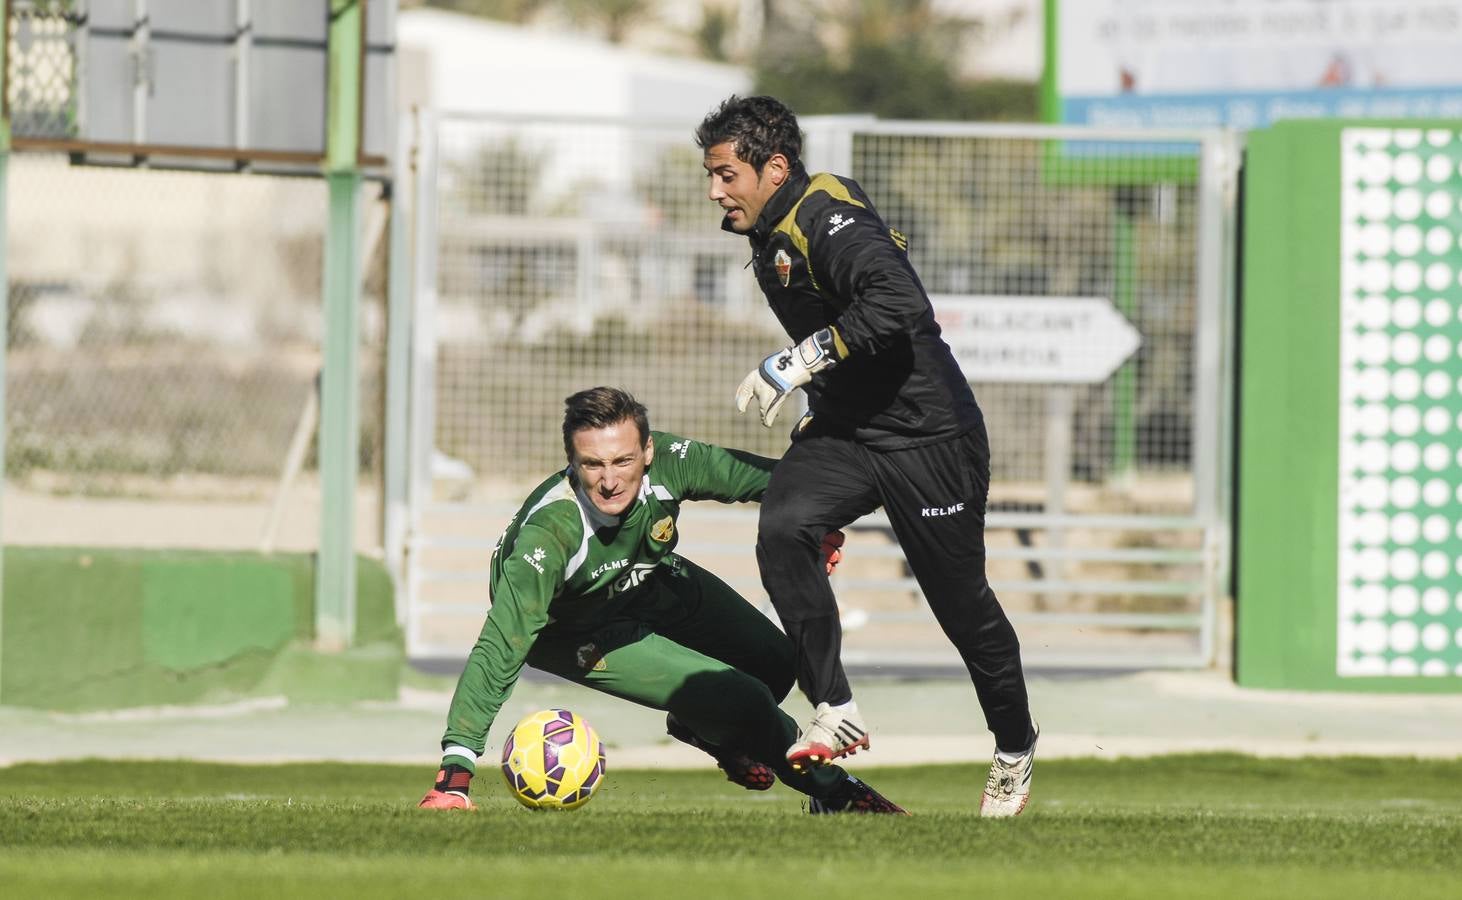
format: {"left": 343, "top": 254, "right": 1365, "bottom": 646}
{"left": 696, "top": 95, "right": 1039, "bottom": 817}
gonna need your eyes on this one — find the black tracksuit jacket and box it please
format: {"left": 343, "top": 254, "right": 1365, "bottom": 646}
{"left": 730, "top": 166, "right": 984, "bottom": 450}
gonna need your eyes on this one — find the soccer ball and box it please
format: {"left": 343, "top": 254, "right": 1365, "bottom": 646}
{"left": 500, "top": 708, "right": 607, "bottom": 811}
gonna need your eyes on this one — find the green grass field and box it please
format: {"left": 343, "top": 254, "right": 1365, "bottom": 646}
{"left": 2, "top": 755, "right": 1460, "bottom": 899}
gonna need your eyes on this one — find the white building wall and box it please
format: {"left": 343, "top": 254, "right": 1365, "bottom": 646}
{"left": 396, "top": 9, "right": 751, "bottom": 119}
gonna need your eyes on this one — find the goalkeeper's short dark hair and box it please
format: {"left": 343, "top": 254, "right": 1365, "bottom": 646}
{"left": 562, "top": 387, "right": 651, "bottom": 461}
{"left": 695, "top": 95, "right": 802, "bottom": 173}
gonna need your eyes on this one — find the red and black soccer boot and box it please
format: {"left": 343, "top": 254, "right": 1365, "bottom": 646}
{"left": 666, "top": 713, "right": 777, "bottom": 791}
{"left": 807, "top": 775, "right": 909, "bottom": 815}
{"left": 418, "top": 762, "right": 476, "bottom": 810}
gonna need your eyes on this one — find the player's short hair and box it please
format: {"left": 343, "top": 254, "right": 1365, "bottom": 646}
{"left": 695, "top": 95, "right": 802, "bottom": 173}
{"left": 562, "top": 387, "right": 651, "bottom": 461}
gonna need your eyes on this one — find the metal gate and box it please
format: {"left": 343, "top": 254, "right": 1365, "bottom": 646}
{"left": 394, "top": 111, "right": 1239, "bottom": 671}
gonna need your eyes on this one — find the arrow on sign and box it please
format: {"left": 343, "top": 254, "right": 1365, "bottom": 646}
{"left": 929, "top": 295, "right": 1142, "bottom": 384}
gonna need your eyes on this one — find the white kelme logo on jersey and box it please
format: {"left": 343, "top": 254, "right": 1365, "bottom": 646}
{"left": 590, "top": 558, "right": 629, "bottom": 578}
{"left": 610, "top": 562, "right": 658, "bottom": 595}
{"left": 828, "top": 213, "right": 856, "bottom": 236}
{"left": 921, "top": 503, "right": 965, "bottom": 517}
{"left": 522, "top": 547, "right": 548, "bottom": 573}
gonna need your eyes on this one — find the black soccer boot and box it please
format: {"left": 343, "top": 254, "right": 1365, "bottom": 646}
{"left": 806, "top": 775, "right": 909, "bottom": 815}
{"left": 665, "top": 713, "right": 776, "bottom": 791}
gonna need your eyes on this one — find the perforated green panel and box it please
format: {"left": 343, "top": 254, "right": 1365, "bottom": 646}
{"left": 1338, "top": 127, "right": 1462, "bottom": 677}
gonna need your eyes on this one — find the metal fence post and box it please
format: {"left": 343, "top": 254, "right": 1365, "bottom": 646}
{"left": 403, "top": 108, "right": 440, "bottom": 655}
{"left": 1194, "top": 130, "right": 1242, "bottom": 665}
{"left": 0, "top": 0, "right": 11, "bottom": 702}
{"left": 316, "top": 0, "right": 367, "bottom": 650}
{"left": 382, "top": 111, "right": 415, "bottom": 614}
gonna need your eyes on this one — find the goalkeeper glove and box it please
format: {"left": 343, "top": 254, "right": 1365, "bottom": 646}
{"left": 735, "top": 327, "right": 846, "bottom": 427}
{"left": 418, "top": 762, "right": 476, "bottom": 810}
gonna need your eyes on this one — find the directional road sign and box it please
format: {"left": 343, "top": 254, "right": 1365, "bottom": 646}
{"left": 930, "top": 295, "right": 1142, "bottom": 384}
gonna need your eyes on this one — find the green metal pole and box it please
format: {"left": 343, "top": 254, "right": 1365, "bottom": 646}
{"left": 316, "top": 0, "right": 365, "bottom": 650}
{"left": 1039, "top": 0, "right": 1059, "bottom": 123}
{"left": 1112, "top": 191, "right": 1137, "bottom": 484}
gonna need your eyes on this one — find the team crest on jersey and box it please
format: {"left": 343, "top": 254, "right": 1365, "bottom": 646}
{"left": 774, "top": 249, "right": 791, "bottom": 286}
{"left": 575, "top": 642, "right": 608, "bottom": 671}
{"left": 650, "top": 515, "right": 675, "bottom": 543}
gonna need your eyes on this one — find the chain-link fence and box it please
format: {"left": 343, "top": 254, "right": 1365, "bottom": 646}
{"left": 4, "top": 0, "right": 392, "bottom": 552}
{"left": 851, "top": 131, "right": 1201, "bottom": 494}
{"left": 5, "top": 152, "right": 390, "bottom": 551}
{"left": 427, "top": 114, "right": 789, "bottom": 485}
{"left": 404, "top": 112, "right": 1235, "bottom": 668}
{"left": 7, "top": 0, "right": 79, "bottom": 141}
{"left": 420, "top": 117, "right": 1211, "bottom": 502}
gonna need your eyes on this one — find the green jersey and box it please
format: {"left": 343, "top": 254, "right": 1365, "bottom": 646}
{"left": 441, "top": 431, "right": 775, "bottom": 755}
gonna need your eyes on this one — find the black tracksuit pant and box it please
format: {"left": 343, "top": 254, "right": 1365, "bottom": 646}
{"left": 755, "top": 422, "right": 1035, "bottom": 753}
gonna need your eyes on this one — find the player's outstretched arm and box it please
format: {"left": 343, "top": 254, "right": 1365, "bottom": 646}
{"left": 418, "top": 524, "right": 566, "bottom": 809}
{"left": 656, "top": 431, "right": 775, "bottom": 503}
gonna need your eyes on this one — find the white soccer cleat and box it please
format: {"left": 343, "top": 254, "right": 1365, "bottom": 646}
{"left": 786, "top": 701, "right": 870, "bottom": 771}
{"left": 980, "top": 722, "right": 1038, "bottom": 818}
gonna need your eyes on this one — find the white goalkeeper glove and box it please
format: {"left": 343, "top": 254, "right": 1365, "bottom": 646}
{"left": 735, "top": 327, "right": 846, "bottom": 427}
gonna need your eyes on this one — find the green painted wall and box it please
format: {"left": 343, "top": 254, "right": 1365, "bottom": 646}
{"left": 1237, "top": 120, "right": 1344, "bottom": 688}
{"left": 0, "top": 547, "right": 401, "bottom": 710}
{"left": 1239, "top": 119, "right": 1462, "bottom": 691}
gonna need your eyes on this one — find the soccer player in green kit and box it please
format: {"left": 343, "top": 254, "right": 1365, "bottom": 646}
{"left": 418, "top": 387, "right": 904, "bottom": 814}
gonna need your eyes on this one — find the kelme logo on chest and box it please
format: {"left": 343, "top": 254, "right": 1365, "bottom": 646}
{"left": 774, "top": 249, "right": 791, "bottom": 287}
{"left": 650, "top": 515, "right": 674, "bottom": 543}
